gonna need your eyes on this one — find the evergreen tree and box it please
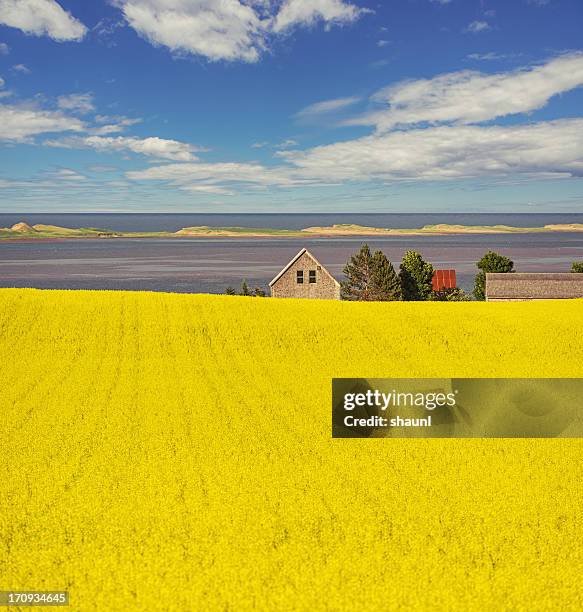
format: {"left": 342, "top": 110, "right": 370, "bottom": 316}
{"left": 240, "top": 280, "right": 251, "bottom": 296}
{"left": 341, "top": 244, "right": 375, "bottom": 301}
{"left": 253, "top": 287, "right": 266, "bottom": 297}
{"left": 225, "top": 286, "right": 236, "bottom": 295}
{"left": 399, "top": 250, "right": 434, "bottom": 301}
{"left": 371, "top": 250, "right": 401, "bottom": 301}
{"left": 572, "top": 262, "right": 583, "bottom": 273}
{"left": 473, "top": 251, "right": 514, "bottom": 301}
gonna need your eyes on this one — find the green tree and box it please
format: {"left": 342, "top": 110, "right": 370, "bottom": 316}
{"left": 572, "top": 262, "right": 583, "bottom": 273}
{"left": 225, "top": 286, "right": 236, "bottom": 295}
{"left": 371, "top": 250, "right": 402, "bottom": 301}
{"left": 399, "top": 250, "right": 434, "bottom": 301}
{"left": 473, "top": 251, "right": 514, "bottom": 301}
{"left": 253, "top": 286, "right": 266, "bottom": 297}
{"left": 341, "top": 244, "right": 375, "bottom": 300}
{"left": 240, "top": 280, "right": 251, "bottom": 296}
{"left": 430, "top": 287, "right": 471, "bottom": 302}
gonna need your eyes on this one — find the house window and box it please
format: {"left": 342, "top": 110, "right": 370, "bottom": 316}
{"left": 296, "top": 270, "right": 304, "bottom": 284}
{"left": 309, "top": 270, "right": 317, "bottom": 283}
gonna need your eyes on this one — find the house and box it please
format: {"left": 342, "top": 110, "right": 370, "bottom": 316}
{"left": 270, "top": 248, "right": 341, "bottom": 299}
{"left": 486, "top": 273, "right": 583, "bottom": 301}
{"left": 432, "top": 269, "right": 457, "bottom": 291}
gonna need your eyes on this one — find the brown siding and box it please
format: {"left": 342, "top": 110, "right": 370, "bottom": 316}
{"left": 271, "top": 251, "right": 340, "bottom": 299}
{"left": 486, "top": 273, "right": 583, "bottom": 301}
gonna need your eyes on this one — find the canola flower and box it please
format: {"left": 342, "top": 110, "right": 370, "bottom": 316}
{"left": 0, "top": 289, "right": 582, "bottom": 611}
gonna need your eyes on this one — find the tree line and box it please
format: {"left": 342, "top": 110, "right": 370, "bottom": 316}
{"left": 340, "top": 245, "right": 470, "bottom": 301}
{"left": 226, "top": 249, "right": 583, "bottom": 299}
{"left": 342, "top": 246, "right": 583, "bottom": 302}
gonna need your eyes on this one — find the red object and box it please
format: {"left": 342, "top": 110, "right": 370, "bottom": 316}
{"left": 432, "top": 270, "right": 457, "bottom": 291}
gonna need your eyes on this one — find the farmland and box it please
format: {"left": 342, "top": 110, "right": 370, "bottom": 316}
{"left": 1, "top": 289, "right": 583, "bottom": 610}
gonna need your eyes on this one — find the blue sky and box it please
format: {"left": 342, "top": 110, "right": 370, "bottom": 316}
{"left": 0, "top": 0, "right": 582, "bottom": 213}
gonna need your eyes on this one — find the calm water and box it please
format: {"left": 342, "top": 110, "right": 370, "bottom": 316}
{"left": 1, "top": 214, "right": 582, "bottom": 294}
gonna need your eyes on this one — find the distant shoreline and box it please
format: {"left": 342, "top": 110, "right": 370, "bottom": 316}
{"left": 2, "top": 221, "right": 583, "bottom": 241}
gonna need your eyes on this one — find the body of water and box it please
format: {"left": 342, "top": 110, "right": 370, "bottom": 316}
{"left": 1, "top": 213, "right": 582, "bottom": 294}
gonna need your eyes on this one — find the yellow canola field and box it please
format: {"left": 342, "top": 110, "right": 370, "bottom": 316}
{"left": 1, "top": 289, "right": 582, "bottom": 611}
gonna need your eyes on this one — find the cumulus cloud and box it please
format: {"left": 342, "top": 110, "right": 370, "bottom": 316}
{"left": 113, "top": 0, "right": 367, "bottom": 62}
{"left": 0, "top": 91, "right": 201, "bottom": 160}
{"left": 464, "top": 20, "right": 491, "bottom": 33}
{"left": 57, "top": 93, "right": 95, "bottom": 115}
{"left": 0, "top": 42, "right": 9, "bottom": 54}
{"left": 271, "top": 0, "right": 368, "bottom": 33}
{"left": 46, "top": 135, "right": 200, "bottom": 161}
{"left": 0, "top": 104, "right": 85, "bottom": 141}
{"left": 115, "top": 0, "right": 265, "bottom": 62}
{"left": 346, "top": 53, "right": 583, "bottom": 131}
{"left": 0, "top": 0, "right": 87, "bottom": 41}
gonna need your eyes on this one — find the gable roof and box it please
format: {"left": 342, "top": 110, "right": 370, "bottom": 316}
{"left": 269, "top": 248, "right": 340, "bottom": 287}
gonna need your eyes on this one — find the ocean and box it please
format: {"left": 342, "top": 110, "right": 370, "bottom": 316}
{"left": 1, "top": 214, "right": 582, "bottom": 294}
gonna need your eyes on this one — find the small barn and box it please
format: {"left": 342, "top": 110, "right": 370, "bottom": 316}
{"left": 432, "top": 269, "right": 457, "bottom": 291}
{"left": 270, "top": 248, "right": 341, "bottom": 300}
{"left": 486, "top": 273, "right": 583, "bottom": 301}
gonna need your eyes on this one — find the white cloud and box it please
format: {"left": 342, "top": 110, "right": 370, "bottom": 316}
{"left": 281, "top": 119, "right": 583, "bottom": 182}
{"left": 90, "top": 115, "right": 142, "bottom": 135}
{"left": 57, "top": 93, "right": 95, "bottom": 115}
{"left": 115, "top": 0, "right": 266, "bottom": 62}
{"left": 126, "top": 160, "right": 307, "bottom": 190}
{"left": 346, "top": 53, "right": 583, "bottom": 131}
{"left": 430, "top": 0, "right": 452, "bottom": 4}
{"left": 12, "top": 63, "right": 31, "bottom": 74}
{"left": 182, "top": 184, "right": 235, "bottom": 195}
{"left": 274, "top": 138, "right": 298, "bottom": 149}
{"left": 0, "top": 103, "right": 84, "bottom": 141}
{"left": 464, "top": 20, "right": 491, "bottom": 33}
{"left": 295, "top": 95, "right": 361, "bottom": 120}
{"left": 466, "top": 52, "right": 521, "bottom": 61}
{"left": 0, "top": 42, "right": 9, "bottom": 54}
{"left": 0, "top": 77, "right": 4, "bottom": 89}
{"left": 126, "top": 118, "right": 583, "bottom": 193}
{"left": 46, "top": 135, "right": 201, "bottom": 161}
{"left": 272, "top": 0, "right": 368, "bottom": 33}
{"left": 377, "top": 39, "right": 390, "bottom": 47}
{"left": 51, "top": 168, "right": 87, "bottom": 181}
{"left": 0, "top": 0, "right": 87, "bottom": 41}
{"left": 113, "top": 0, "right": 368, "bottom": 62}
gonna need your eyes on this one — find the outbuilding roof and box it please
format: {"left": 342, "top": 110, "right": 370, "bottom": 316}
{"left": 432, "top": 269, "right": 457, "bottom": 291}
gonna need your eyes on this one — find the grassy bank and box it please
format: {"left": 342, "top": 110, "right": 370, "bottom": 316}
{"left": 2, "top": 221, "right": 583, "bottom": 240}
{"left": 1, "top": 289, "right": 582, "bottom": 610}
